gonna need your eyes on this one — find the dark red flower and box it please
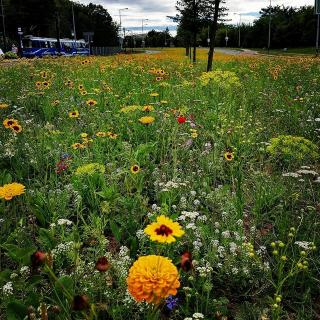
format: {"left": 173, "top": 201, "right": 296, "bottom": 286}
{"left": 95, "top": 256, "right": 110, "bottom": 272}
{"left": 180, "top": 251, "right": 193, "bottom": 272}
{"left": 177, "top": 116, "right": 187, "bottom": 124}
{"left": 31, "top": 251, "right": 47, "bottom": 268}
{"left": 72, "top": 295, "right": 90, "bottom": 311}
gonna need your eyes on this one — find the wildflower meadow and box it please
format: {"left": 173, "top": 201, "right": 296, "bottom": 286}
{"left": 0, "top": 49, "right": 319, "bottom": 319}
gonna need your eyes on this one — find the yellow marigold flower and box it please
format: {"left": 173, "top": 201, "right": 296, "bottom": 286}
{"left": 130, "top": 165, "right": 140, "bottom": 174}
{"left": 86, "top": 99, "right": 97, "bottom": 107}
{"left": 69, "top": 110, "right": 79, "bottom": 118}
{"left": 0, "top": 183, "right": 25, "bottom": 200}
{"left": 0, "top": 103, "right": 9, "bottom": 109}
{"left": 144, "top": 215, "right": 185, "bottom": 244}
{"left": 224, "top": 151, "right": 234, "bottom": 161}
{"left": 139, "top": 116, "right": 155, "bottom": 125}
{"left": 80, "top": 90, "right": 88, "bottom": 96}
{"left": 80, "top": 133, "right": 88, "bottom": 138}
{"left": 127, "top": 255, "right": 180, "bottom": 304}
{"left": 10, "top": 124, "right": 22, "bottom": 133}
{"left": 3, "top": 118, "right": 18, "bottom": 128}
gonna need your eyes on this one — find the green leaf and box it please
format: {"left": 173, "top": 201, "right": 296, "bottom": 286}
{"left": 2, "top": 244, "right": 35, "bottom": 264}
{"left": 39, "top": 228, "right": 55, "bottom": 248}
{"left": 7, "top": 301, "right": 28, "bottom": 320}
{"left": 54, "top": 275, "right": 74, "bottom": 298}
{"left": 110, "top": 220, "right": 121, "bottom": 242}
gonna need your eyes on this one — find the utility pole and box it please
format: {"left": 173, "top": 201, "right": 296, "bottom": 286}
{"left": 268, "top": 0, "right": 272, "bottom": 54}
{"left": 0, "top": 0, "right": 6, "bottom": 51}
{"left": 142, "top": 18, "right": 148, "bottom": 48}
{"left": 316, "top": 14, "right": 320, "bottom": 56}
{"left": 55, "top": 12, "right": 61, "bottom": 55}
{"left": 238, "top": 14, "right": 242, "bottom": 48}
{"left": 119, "top": 8, "right": 128, "bottom": 50}
{"left": 72, "top": 3, "right": 77, "bottom": 42}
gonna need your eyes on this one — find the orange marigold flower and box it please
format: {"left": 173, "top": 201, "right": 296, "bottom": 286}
{"left": 0, "top": 182, "right": 25, "bottom": 200}
{"left": 127, "top": 255, "right": 180, "bottom": 304}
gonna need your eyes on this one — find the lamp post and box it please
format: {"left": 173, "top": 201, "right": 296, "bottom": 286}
{"left": 267, "top": 0, "right": 272, "bottom": 54}
{"left": 0, "top": 0, "right": 6, "bottom": 51}
{"left": 142, "top": 18, "right": 148, "bottom": 48}
{"left": 316, "top": 0, "right": 320, "bottom": 56}
{"left": 72, "top": 4, "right": 77, "bottom": 41}
{"left": 119, "top": 8, "right": 128, "bottom": 49}
{"left": 234, "top": 13, "right": 242, "bottom": 48}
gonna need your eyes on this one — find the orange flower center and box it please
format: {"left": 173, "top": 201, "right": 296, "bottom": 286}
{"left": 156, "top": 225, "right": 173, "bottom": 236}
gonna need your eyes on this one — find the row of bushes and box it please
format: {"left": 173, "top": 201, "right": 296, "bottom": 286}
{"left": 0, "top": 51, "right": 19, "bottom": 60}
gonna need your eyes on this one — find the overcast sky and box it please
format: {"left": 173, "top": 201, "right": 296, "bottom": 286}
{"left": 77, "top": 0, "right": 314, "bottom": 35}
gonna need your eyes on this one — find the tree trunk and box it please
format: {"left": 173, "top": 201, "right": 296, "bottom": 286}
{"left": 186, "top": 45, "right": 189, "bottom": 57}
{"left": 193, "top": 31, "right": 196, "bottom": 63}
{"left": 207, "top": 0, "right": 221, "bottom": 72}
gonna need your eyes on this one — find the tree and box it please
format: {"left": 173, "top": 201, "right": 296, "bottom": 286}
{"left": 1, "top": 0, "right": 118, "bottom": 49}
{"left": 173, "top": 0, "right": 227, "bottom": 63}
{"left": 207, "top": 0, "right": 223, "bottom": 71}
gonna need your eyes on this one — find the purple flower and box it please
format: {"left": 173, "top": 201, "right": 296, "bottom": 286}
{"left": 165, "top": 295, "right": 178, "bottom": 311}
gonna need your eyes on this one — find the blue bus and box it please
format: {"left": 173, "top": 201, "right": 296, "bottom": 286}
{"left": 22, "top": 35, "right": 89, "bottom": 57}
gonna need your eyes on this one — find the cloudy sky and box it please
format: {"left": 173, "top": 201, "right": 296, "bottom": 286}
{"left": 78, "top": 0, "right": 314, "bottom": 35}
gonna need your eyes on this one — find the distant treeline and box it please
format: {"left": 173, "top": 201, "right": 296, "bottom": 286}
{"left": 0, "top": 0, "right": 119, "bottom": 49}
{"left": 176, "top": 5, "right": 318, "bottom": 49}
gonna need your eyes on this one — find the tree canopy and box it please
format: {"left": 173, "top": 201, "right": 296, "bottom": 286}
{"left": 0, "top": 0, "right": 119, "bottom": 49}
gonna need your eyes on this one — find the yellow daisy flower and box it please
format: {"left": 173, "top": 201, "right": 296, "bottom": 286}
{"left": 144, "top": 215, "right": 185, "bottom": 244}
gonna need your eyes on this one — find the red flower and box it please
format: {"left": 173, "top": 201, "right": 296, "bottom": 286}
{"left": 31, "top": 251, "right": 47, "bottom": 268}
{"left": 180, "top": 251, "right": 193, "bottom": 272}
{"left": 95, "top": 256, "right": 110, "bottom": 272}
{"left": 72, "top": 295, "right": 90, "bottom": 311}
{"left": 177, "top": 116, "right": 187, "bottom": 124}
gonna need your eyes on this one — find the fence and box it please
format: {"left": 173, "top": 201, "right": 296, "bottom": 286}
{"left": 91, "top": 47, "right": 121, "bottom": 56}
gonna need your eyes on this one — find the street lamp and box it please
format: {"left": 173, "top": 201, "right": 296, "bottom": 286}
{"left": 234, "top": 13, "right": 242, "bottom": 48}
{"left": 0, "top": 0, "right": 7, "bottom": 51}
{"left": 119, "top": 8, "right": 128, "bottom": 49}
{"left": 142, "top": 19, "right": 148, "bottom": 48}
{"left": 267, "top": 0, "right": 272, "bottom": 54}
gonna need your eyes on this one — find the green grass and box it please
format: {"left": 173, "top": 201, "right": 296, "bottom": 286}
{"left": 253, "top": 47, "right": 317, "bottom": 56}
{"left": 0, "top": 49, "right": 319, "bottom": 320}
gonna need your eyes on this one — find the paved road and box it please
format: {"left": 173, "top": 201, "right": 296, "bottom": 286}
{"left": 204, "top": 47, "right": 258, "bottom": 56}
{"left": 143, "top": 48, "right": 258, "bottom": 56}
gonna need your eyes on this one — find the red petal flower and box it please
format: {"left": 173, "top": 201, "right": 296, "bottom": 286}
{"left": 95, "top": 256, "right": 110, "bottom": 272}
{"left": 180, "top": 251, "right": 193, "bottom": 272}
{"left": 177, "top": 116, "right": 187, "bottom": 124}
